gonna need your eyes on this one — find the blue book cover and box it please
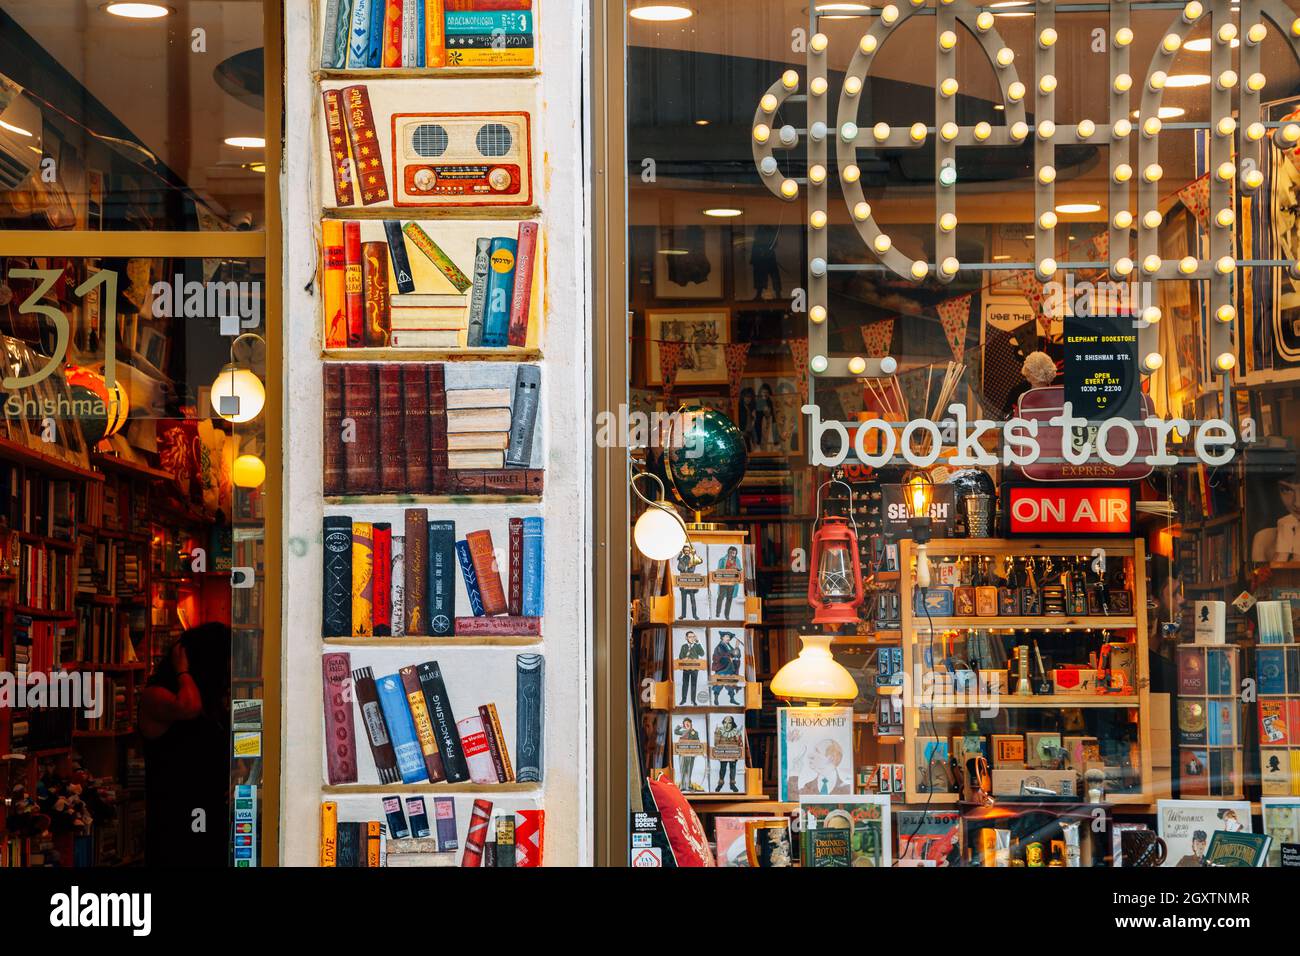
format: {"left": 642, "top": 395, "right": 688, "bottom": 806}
{"left": 367, "top": 0, "right": 385, "bottom": 67}
{"left": 347, "top": 0, "right": 372, "bottom": 68}
{"left": 445, "top": 10, "right": 534, "bottom": 34}
{"left": 428, "top": 520, "right": 455, "bottom": 636}
{"left": 415, "top": 0, "right": 425, "bottom": 68}
{"left": 1258, "top": 647, "right": 1286, "bottom": 696}
{"left": 456, "top": 539, "right": 486, "bottom": 616}
{"left": 376, "top": 673, "right": 430, "bottom": 784}
{"left": 481, "top": 237, "right": 518, "bottom": 347}
{"left": 522, "top": 516, "right": 544, "bottom": 616}
{"left": 1207, "top": 648, "right": 1234, "bottom": 695}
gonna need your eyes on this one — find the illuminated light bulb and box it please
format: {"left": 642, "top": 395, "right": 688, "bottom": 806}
{"left": 910, "top": 260, "right": 929, "bottom": 279}
{"left": 1143, "top": 254, "right": 1162, "bottom": 273}
{"left": 843, "top": 164, "right": 861, "bottom": 183}
{"left": 1038, "top": 258, "right": 1057, "bottom": 278}
{"left": 1217, "top": 70, "right": 1238, "bottom": 89}
{"left": 939, "top": 213, "right": 958, "bottom": 232}
{"left": 1247, "top": 23, "right": 1268, "bottom": 44}
{"left": 881, "top": 3, "right": 899, "bottom": 25}
{"left": 760, "top": 94, "right": 778, "bottom": 113}
{"left": 1039, "top": 211, "right": 1058, "bottom": 230}
{"left": 974, "top": 122, "right": 992, "bottom": 141}
{"left": 1010, "top": 122, "right": 1029, "bottom": 141}
{"left": 1248, "top": 122, "right": 1267, "bottom": 141}
{"left": 910, "top": 122, "right": 928, "bottom": 141}
{"left": 1039, "top": 28, "right": 1057, "bottom": 48}
{"left": 1294, "top": 17, "right": 1300, "bottom": 37}
{"left": 1162, "top": 34, "right": 1182, "bottom": 53}
{"left": 939, "top": 30, "right": 957, "bottom": 50}
{"left": 810, "top": 76, "right": 829, "bottom": 96}
{"left": 860, "top": 34, "right": 878, "bottom": 54}
{"left": 1143, "top": 117, "right": 1162, "bottom": 137}
{"left": 873, "top": 122, "right": 891, "bottom": 141}
{"left": 806, "top": 123, "right": 823, "bottom": 143}
{"left": 1217, "top": 117, "right": 1236, "bottom": 136}
{"left": 1183, "top": 2, "right": 1203, "bottom": 22}
{"left": 1179, "top": 256, "right": 1198, "bottom": 274}
{"left": 780, "top": 179, "right": 799, "bottom": 198}
{"left": 1114, "top": 73, "right": 1133, "bottom": 93}
{"left": 1283, "top": 124, "right": 1300, "bottom": 144}
{"left": 1149, "top": 71, "right": 1167, "bottom": 91}
{"left": 976, "top": 11, "right": 994, "bottom": 31}
{"left": 1142, "top": 306, "right": 1163, "bottom": 323}
{"left": 1038, "top": 166, "right": 1056, "bottom": 184}
{"left": 845, "top": 76, "right": 863, "bottom": 96}
{"left": 810, "top": 164, "right": 827, "bottom": 183}
{"left": 760, "top": 156, "right": 778, "bottom": 175}
{"left": 810, "top": 355, "right": 829, "bottom": 374}
{"left": 782, "top": 70, "right": 799, "bottom": 90}
{"left": 1143, "top": 163, "right": 1164, "bottom": 183}
{"left": 847, "top": 356, "right": 867, "bottom": 375}
{"left": 1114, "top": 211, "right": 1134, "bottom": 229}
{"left": 1114, "top": 257, "right": 1135, "bottom": 276}
{"left": 1215, "top": 352, "right": 1236, "bottom": 372}
{"left": 941, "top": 257, "right": 960, "bottom": 276}
{"left": 1243, "top": 168, "right": 1265, "bottom": 190}
{"left": 1008, "top": 81, "right": 1026, "bottom": 101}
{"left": 874, "top": 234, "right": 892, "bottom": 253}
{"left": 810, "top": 305, "right": 827, "bottom": 324}
{"left": 940, "top": 122, "right": 959, "bottom": 141}
{"left": 1216, "top": 304, "right": 1236, "bottom": 323}
{"left": 1113, "top": 163, "right": 1133, "bottom": 183}
{"left": 212, "top": 367, "right": 265, "bottom": 423}
{"left": 1115, "top": 27, "right": 1134, "bottom": 46}
{"left": 1039, "top": 74, "right": 1058, "bottom": 94}
{"left": 753, "top": 124, "right": 771, "bottom": 143}
{"left": 233, "top": 454, "right": 265, "bottom": 489}
{"left": 940, "top": 78, "right": 959, "bottom": 98}
{"left": 1143, "top": 210, "right": 1163, "bottom": 229}
{"left": 1144, "top": 352, "right": 1164, "bottom": 372}
{"left": 996, "top": 47, "right": 1014, "bottom": 67}
{"left": 810, "top": 210, "right": 828, "bottom": 229}
{"left": 841, "top": 122, "right": 860, "bottom": 142}
{"left": 1246, "top": 72, "right": 1266, "bottom": 92}
{"left": 853, "top": 201, "right": 871, "bottom": 220}
{"left": 1216, "top": 256, "right": 1235, "bottom": 274}
{"left": 811, "top": 257, "right": 827, "bottom": 276}
{"left": 1216, "top": 208, "right": 1235, "bottom": 227}
{"left": 811, "top": 32, "right": 829, "bottom": 53}
{"left": 1219, "top": 24, "right": 1238, "bottom": 43}
{"left": 1216, "top": 162, "right": 1235, "bottom": 181}
{"left": 1077, "top": 120, "right": 1096, "bottom": 138}
{"left": 1037, "top": 121, "right": 1056, "bottom": 140}
{"left": 1113, "top": 119, "right": 1132, "bottom": 138}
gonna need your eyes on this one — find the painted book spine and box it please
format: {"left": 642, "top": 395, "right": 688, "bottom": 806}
{"left": 404, "top": 508, "right": 429, "bottom": 635}
{"left": 466, "top": 529, "right": 506, "bottom": 616}
{"left": 456, "top": 539, "right": 485, "bottom": 616}
{"left": 350, "top": 521, "right": 374, "bottom": 637}
{"left": 343, "top": 221, "right": 364, "bottom": 346}
{"left": 522, "top": 515, "right": 544, "bottom": 616}
{"left": 505, "top": 363, "right": 540, "bottom": 467}
{"left": 322, "top": 220, "right": 348, "bottom": 347}
{"left": 321, "top": 653, "right": 357, "bottom": 785}
{"left": 399, "top": 664, "right": 445, "bottom": 781}
{"left": 506, "top": 221, "right": 538, "bottom": 347}
{"left": 507, "top": 516, "right": 524, "bottom": 616}
{"left": 465, "top": 237, "right": 492, "bottom": 347}
{"left": 428, "top": 520, "right": 456, "bottom": 636}
{"left": 372, "top": 522, "right": 392, "bottom": 635}
{"left": 352, "top": 665, "right": 400, "bottom": 784}
{"left": 376, "top": 672, "right": 429, "bottom": 783}
{"left": 415, "top": 660, "right": 469, "bottom": 781}
{"left": 322, "top": 516, "right": 353, "bottom": 636}
{"left": 481, "top": 237, "right": 517, "bottom": 347}
{"left": 515, "top": 653, "right": 544, "bottom": 782}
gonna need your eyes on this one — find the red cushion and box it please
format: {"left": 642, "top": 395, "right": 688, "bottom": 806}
{"left": 647, "top": 775, "right": 715, "bottom": 867}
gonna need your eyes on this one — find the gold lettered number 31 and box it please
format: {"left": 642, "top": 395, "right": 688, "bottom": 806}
{"left": 1, "top": 268, "right": 117, "bottom": 389}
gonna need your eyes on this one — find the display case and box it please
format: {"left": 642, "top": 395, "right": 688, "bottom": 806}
{"left": 1175, "top": 644, "right": 1244, "bottom": 798}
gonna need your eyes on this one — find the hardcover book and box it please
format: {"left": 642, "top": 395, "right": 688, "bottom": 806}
{"left": 376, "top": 672, "right": 428, "bottom": 784}
{"left": 322, "top": 220, "right": 347, "bottom": 347}
{"left": 515, "top": 653, "right": 545, "bottom": 782}
{"left": 343, "top": 220, "right": 364, "bottom": 345}
{"left": 505, "top": 364, "right": 541, "bottom": 467}
{"left": 415, "top": 660, "right": 469, "bottom": 782}
{"left": 481, "top": 237, "right": 517, "bottom": 347}
{"left": 401, "top": 364, "right": 431, "bottom": 492}
{"left": 377, "top": 365, "right": 405, "bottom": 491}
{"left": 456, "top": 713, "right": 499, "bottom": 785}
{"left": 428, "top": 363, "right": 449, "bottom": 492}
{"left": 390, "top": 535, "right": 405, "bottom": 637}
{"left": 404, "top": 508, "right": 429, "bottom": 634}
{"left": 361, "top": 240, "right": 391, "bottom": 346}
{"left": 521, "top": 515, "right": 544, "bottom": 615}
{"left": 372, "top": 522, "right": 392, "bottom": 636}
{"left": 482, "top": 701, "right": 513, "bottom": 782}
{"left": 461, "top": 798, "right": 492, "bottom": 867}
{"left": 427, "top": 520, "right": 456, "bottom": 636}
{"left": 340, "top": 85, "right": 388, "bottom": 202}
{"left": 350, "top": 521, "right": 374, "bottom": 637}
{"left": 342, "top": 363, "right": 379, "bottom": 494}
{"left": 800, "top": 796, "right": 891, "bottom": 867}
{"left": 456, "top": 538, "right": 485, "bottom": 616}
{"left": 434, "top": 796, "right": 458, "bottom": 850}
{"left": 322, "top": 364, "right": 347, "bottom": 495}
{"left": 507, "top": 221, "right": 538, "bottom": 346}
{"left": 352, "top": 665, "right": 401, "bottom": 784}
{"left": 508, "top": 517, "right": 524, "bottom": 616}
{"left": 321, "top": 653, "right": 357, "bottom": 785}
{"left": 323, "top": 89, "right": 355, "bottom": 205}
{"left": 382, "top": 219, "right": 416, "bottom": 294}
{"left": 1204, "top": 830, "right": 1272, "bottom": 867}
{"left": 322, "top": 516, "right": 352, "bottom": 637}
{"left": 424, "top": 0, "right": 446, "bottom": 68}
{"left": 466, "top": 237, "right": 492, "bottom": 347}
{"left": 399, "top": 664, "right": 445, "bottom": 781}
{"left": 465, "top": 529, "right": 506, "bottom": 615}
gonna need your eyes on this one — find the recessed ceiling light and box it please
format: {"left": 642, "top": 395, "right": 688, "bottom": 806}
{"left": 990, "top": 1, "right": 1032, "bottom": 16}
{"left": 1022, "top": 234, "right": 1035, "bottom": 241}
{"left": 694, "top": 119, "right": 710, "bottom": 126}
{"left": 1184, "top": 37, "right": 1239, "bottom": 51}
{"left": 224, "top": 136, "right": 265, "bottom": 148}
{"left": 993, "top": 254, "right": 1012, "bottom": 261}
{"left": 703, "top": 208, "right": 743, "bottom": 218}
{"left": 0, "top": 119, "right": 33, "bottom": 137}
{"left": 1056, "top": 202, "right": 1102, "bottom": 214}
{"left": 103, "top": 2, "right": 172, "bottom": 18}
{"left": 243, "top": 162, "right": 266, "bottom": 174}
{"left": 815, "top": 2, "right": 871, "bottom": 17}
{"left": 629, "top": 4, "right": 693, "bottom": 21}
{"left": 1132, "top": 106, "right": 1186, "bottom": 119}
{"left": 993, "top": 104, "right": 1005, "bottom": 111}
{"left": 1164, "top": 74, "right": 1211, "bottom": 88}
{"left": 658, "top": 249, "right": 690, "bottom": 256}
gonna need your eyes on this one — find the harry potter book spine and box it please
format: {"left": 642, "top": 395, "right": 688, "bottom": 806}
{"left": 382, "top": 220, "right": 416, "bottom": 294}
{"left": 461, "top": 798, "right": 493, "bottom": 867}
{"left": 341, "top": 85, "right": 389, "bottom": 204}
{"left": 322, "top": 516, "right": 353, "bottom": 637}
{"left": 372, "top": 522, "right": 392, "bottom": 635}
{"left": 342, "top": 363, "right": 379, "bottom": 493}
{"left": 415, "top": 660, "right": 469, "bottom": 782}
{"left": 465, "top": 529, "right": 506, "bottom": 615}
{"left": 322, "top": 220, "right": 347, "bottom": 347}
{"left": 515, "top": 653, "right": 544, "bottom": 783}
{"left": 401, "top": 364, "right": 431, "bottom": 493}
{"left": 322, "top": 364, "right": 347, "bottom": 495}
{"left": 399, "top": 664, "right": 445, "bottom": 782}
{"left": 321, "top": 653, "right": 357, "bottom": 784}
{"left": 404, "top": 508, "right": 429, "bottom": 634}
{"left": 352, "top": 665, "right": 401, "bottom": 784}
{"left": 322, "top": 90, "right": 355, "bottom": 205}
{"left": 508, "top": 517, "right": 524, "bottom": 616}
{"left": 428, "top": 520, "right": 456, "bottom": 636}
{"left": 343, "top": 221, "right": 364, "bottom": 346}
{"left": 507, "top": 222, "right": 538, "bottom": 347}
{"left": 351, "top": 521, "right": 374, "bottom": 637}
{"left": 362, "top": 240, "right": 391, "bottom": 347}
{"left": 377, "top": 364, "right": 403, "bottom": 492}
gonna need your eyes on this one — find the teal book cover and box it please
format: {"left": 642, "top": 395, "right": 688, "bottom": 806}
{"left": 1204, "top": 830, "right": 1271, "bottom": 867}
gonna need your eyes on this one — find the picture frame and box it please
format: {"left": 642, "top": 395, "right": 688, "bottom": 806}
{"left": 736, "top": 374, "right": 803, "bottom": 456}
{"left": 644, "top": 308, "right": 730, "bottom": 386}
{"left": 653, "top": 224, "right": 725, "bottom": 299}
{"left": 731, "top": 223, "right": 802, "bottom": 302}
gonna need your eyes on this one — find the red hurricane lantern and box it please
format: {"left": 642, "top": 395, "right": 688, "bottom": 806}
{"left": 808, "top": 479, "right": 864, "bottom": 626}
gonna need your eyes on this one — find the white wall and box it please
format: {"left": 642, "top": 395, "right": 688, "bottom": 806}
{"left": 279, "top": 0, "right": 591, "bottom": 866}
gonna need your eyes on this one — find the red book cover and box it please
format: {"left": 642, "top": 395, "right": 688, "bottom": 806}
{"left": 344, "top": 221, "right": 364, "bottom": 348}
{"left": 341, "top": 85, "right": 389, "bottom": 205}
{"left": 507, "top": 516, "right": 524, "bottom": 616}
{"left": 427, "top": 363, "right": 449, "bottom": 494}
{"left": 361, "top": 240, "right": 391, "bottom": 347}
{"left": 507, "top": 222, "right": 538, "bottom": 347}
{"left": 466, "top": 529, "right": 506, "bottom": 615}
{"left": 372, "top": 523, "right": 392, "bottom": 635}
{"left": 478, "top": 704, "right": 508, "bottom": 783}
{"left": 452, "top": 615, "right": 541, "bottom": 636}
{"left": 443, "top": 469, "right": 544, "bottom": 496}
{"left": 322, "top": 90, "right": 355, "bottom": 207}
{"left": 401, "top": 364, "right": 431, "bottom": 493}
{"left": 377, "top": 364, "right": 405, "bottom": 492}
{"left": 382, "top": 0, "right": 404, "bottom": 68}
{"left": 323, "top": 364, "right": 347, "bottom": 496}
{"left": 445, "top": 0, "right": 530, "bottom": 8}
{"left": 343, "top": 363, "right": 380, "bottom": 494}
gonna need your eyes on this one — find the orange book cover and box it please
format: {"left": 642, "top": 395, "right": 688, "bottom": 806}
{"left": 366, "top": 820, "right": 381, "bottom": 867}
{"left": 465, "top": 529, "right": 506, "bottom": 615}
{"left": 425, "top": 0, "right": 447, "bottom": 68}
{"left": 383, "top": 0, "right": 404, "bottom": 68}
{"left": 322, "top": 220, "right": 347, "bottom": 348}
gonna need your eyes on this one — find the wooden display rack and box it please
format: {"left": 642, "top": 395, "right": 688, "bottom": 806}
{"left": 899, "top": 537, "right": 1152, "bottom": 806}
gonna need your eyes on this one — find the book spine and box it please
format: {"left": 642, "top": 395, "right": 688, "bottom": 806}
{"left": 399, "top": 665, "right": 446, "bottom": 781}
{"left": 461, "top": 798, "right": 493, "bottom": 867}
{"left": 367, "top": 820, "right": 382, "bottom": 867}
{"left": 481, "top": 237, "right": 517, "bottom": 347}
{"left": 375, "top": 365, "right": 405, "bottom": 494}
{"left": 522, "top": 515, "right": 543, "bottom": 617}
{"left": 342, "top": 85, "right": 389, "bottom": 203}
{"left": 457, "top": 714, "right": 498, "bottom": 784}
{"left": 508, "top": 516, "right": 524, "bottom": 616}
{"left": 452, "top": 614, "right": 540, "bottom": 636}
{"left": 322, "top": 364, "right": 347, "bottom": 495}
{"left": 505, "top": 363, "right": 541, "bottom": 468}
{"left": 322, "top": 220, "right": 348, "bottom": 347}
{"left": 444, "top": 10, "right": 532, "bottom": 33}
{"left": 405, "top": 796, "right": 430, "bottom": 838}
{"left": 413, "top": 0, "right": 425, "bottom": 67}
{"left": 352, "top": 666, "right": 401, "bottom": 784}
{"left": 442, "top": 468, "right": 544, "bottom": 496}
{"left": 466, "top": 529, "right": 506, "bottom": 615}
{"left": 321, "top": 0, "right": 343, "bottom": 68}
{"left": 342, "top": 363, "right": 380, "bottom": 493}
{"left": 346, "top": 0, "right": 372, "bottom": 68}
{"left": 434, "top": 796, "right": 457, "bottom": 849}
{"left": 367, "top": 0, "right": 385, "bottom": 66}
{"left": 323, "top": 92, "right": 356, "bottom": 207}
{"left": 343, "top": 221, "right": 364, "bottom": 346}
{"left": 465, "top": 237, "right": 492, "bottom": 347}
{"left": 390, "top": 535, "right": 406, "bottom": 636}
{"left": 427, "top": 363, "right": 448, "bottom": 493}
{"left": 376, "top": 672, "right": 428, "bottom": 783}
{"left": 401, "top": 364, "right": 431, "bottom": 493}
{"left": 372, "top": 522, "right": 392, "bottom": 635}
{"left": 456, "top": 539, "right": 485, "bottom": 616}
{"left": 336, "top": 821, "right": 361, "bottom": 867}
{"left": 416, "top": 660, "right": 469, "bottom": 781}
{"left": 425, "top": 0, "right": 446, "bottom": 68}
{"left": 428, "top": 520, "right": 456, "bottom": 635}
{"left": 403, "top": 507, "right": 429, "bottom": 634}
{"left": 382, "top": 0, "right": 403, "bottom": 67}
{"left": 320, "top": 801, "right": 338, "bottom": 866}
{"left": 485, "top": 701, "right": 514, "bottom": 782}
{"left": 321, "top": 653, "right": 358, "bottom": 785}
{"left": 446, "top": 33, "right": 534, "bottom": 48}
{"left": 322, "top": 516, "right": 353, "bottom": 637}
{"left": 362, "top": 240, "right": 391, "bottom": 347}
{"left": 382, "top": 219, "right": 416, "bottom": 294}
{"left": 495, "top": 815, "right": 516, "bottom": 867}
{"left": 350, "top": 521, "right": 374, "bottom": 636}
{"left": 515, "top": 653, "right": 544, "bottom": 782}
{"left": 478, "top": 704, "right": 508, "bottom": 782}
{"left": 402, "top": 222, "right": 471, "bottom": 291}
{"left": 507, "top": 222, "right": 538, "bottom": 347}
{"left": 445, "top": 0, "right": 530, "bottom": 9}
{"left": 515, "top": 809, "right": 543, "bottom": 867}
{"left": 441, "top": 47, "right": 532, "bottom": 66}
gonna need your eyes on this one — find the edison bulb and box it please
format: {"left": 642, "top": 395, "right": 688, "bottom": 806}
{"left": 1115, "top": 27, "right": 1134, "bottom": 46}
{"left": 1038, "top": 121, "right": 1056, "bottom": 139}
{"left": 1282, "top": 124, "right": 1300, "bottom": 144}
{"left": 1077, "top": 120, "right": 1096, "bottom": 138}
{"left": 1038, "top": 165, "right": 1057, "bottom": 184}
{"left": 760, "top": 156, "right": 778, "bottom": 175}
{"left": 1113, "top": 163, "right": 1133, "bottom": 183}
{"left": 1244, "top": 168, "right": 1265, "bottom": 189}
{"left": 811, "top": 257, "right": 827, "bottom": 276}
{"left": 941, "top": 257, "right": 959, "bottom": 276}
{"left": 1162, "top": 34, "right": 1182, "bottom": 53}
{"left": 1144, "top": 210, "right": 1163, "bottom": 229}
{"left": 873, "top": 122, "right": 891, "bottom": 141}
{"left": 1144, "top": 163, "right": 1164, "bottom": 182}
{"left": 1039, "top": 211, "right": 1058, "bottom": 230}
{"left": 780, "top": 179, "right": 799, "bottom": 199}
{"left": 1114, "top": 257, "right": 1134, "bottom": 276}
{"left": 810, "top": 164, "right": 827, "bottom": 183}
{"left": 753, "top": 124, "right": 771, "bottom": 143}
{"left": 1248, "top": 122, "right": 1266, "bottom": 141}
{"left": 810, "top": 77, "right": 828, "bottom": 96}
{"left": 1142, "top": 306, "right": 1163, "bottom": 323}
{"left": 1215, "top": 352, "right": 1236, "bottom": 372}
{"left": 1216, "top": 256, "right": 1236, "bottom": 274}
{"left": 843, "top": 164, "right": 861, "bottom": 183}
{"left": 939, "top": 213, "right": 958, "bottom": 232}
{"left": 1179, "top": 256, "right": 1198, "bottom": 274}
{"left": 810, "top": 32, "right": 828, "bottom": 53}
{"left": 1009, "top": 81, "right": 1026, "bottom": 101}
{"left": 1217, "top": 162, "right": 1235, "bottom": 181}
{"left": 996, "top": 47, "right": 1014, "bottom": 67}
{"left": 810, "top": 210, "right": 828, "bottom": 229}
{"left": 1216, "top": 208, "right": 1235, "bottom": 228}
{"left": 841, "top": 122, "right": 860, "bottom": 142}
{"left": 939, "top": 30, "right": 957, "bottom": 50}
{"left": 860, "top": 34, "right": 878, "bottom": 54}
{"left": 1216, "top": 304, "right": 1236, "bottom": 323}
{"left": 1217, "top": 117, "right": 1236, "bottom": 137}
{"left": 910, "top": 122, "right": 928, "bottom": 141}
{"left": 974, "top": 122, "right": 992, "bottom": 141}
{"left": 845, "top": 76, "right": 863, "bottom": 96}
{"left": 853, "top": 201, "right": 871, "bottom": 220}
{"left": 1247, "top": 24, "right": 1268, "bottom": 44}
{"left": 1150, "top": 72, "right": 1168, "bottom": 91}
{"left": 881, "top": 3, "right": 899, "bottom": 25}
{"left": 910, "top": 260, "right": 929, "bottom": 280}
{"left": 847, "top": 356, "right": 867, "bottom": 375}
{"left": 782, "top": 70, "right": 799, "bottom": 90}
{"left": 941, "top": 122, "right": 959, "bottom": 141}
{"left": 1038, "top": 258, "right": 1057, "bottom": 278}
{"left": 804, "top": 123, "right": 822, "bottom": 144}
{"left": 940, "top": 78, "right": 959, "bottom": 98}
{"left": 1183, "top": 2, "right": 1203, "bottom": 22}
{"left": 1010, "top": 122, "right": 1029, "bottom": 141}
{"left": 1040, "top": 75, "right": 1057, "bottom": 94}
{"left": 1113, "top": 119, "right": 1132, "bottom": 138}
{"left": 1220, "top": 24, "right": 1238, "bottom": 42}
{"left": 810, "top": 305, "right": 827, "bottom": 324}
{"left": 1040, "top": 28, "right": 1057, "bottom": 47}
{"left": 760, "top": 94, "right": 778, "bottom": 113}
{"left": 1143, "top": 254, "right": 1162, "bottom": 273}
{"left": 1114, "top": 210, "right": 1134, "bottom": 229}
{"left": 1144, "top": 352, "right": 1164, "bottom": 371}
{"left": 1217, "top": 70, "right": 1238, "bottom": 90}
{"left": 1114, "top": 73, "right": 1133, "bottom": 93}
{"left": 1246, "top": 72, "right": 1265, "bottom": 92}
{"left": 874, "top": 234, "right": 892, "bottom": 253}
{"left": 1143, "top": 117, "right": 1162, "bottom": 137}
{"left": 976, "top": 11, "right": 993, "bottom": 31}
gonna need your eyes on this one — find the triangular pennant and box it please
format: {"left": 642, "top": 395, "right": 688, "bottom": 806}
{"left": 1176, "top": 173, "right": 1212, "bottom": 231}
{"left": 860, "top": 319, "right": 895, "bottom": 358}
{"left": 936, "top": 294, "right": 972, "bottom": 361}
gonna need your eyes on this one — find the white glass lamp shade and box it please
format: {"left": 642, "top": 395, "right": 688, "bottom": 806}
{"left": 633, "top": 505, "right": 688, "bottom": 560}
{"left": 770, "top": 634, "right": 858, "bottom": 703}
{"left": 211, "top": 366, "right": 265, "bottom": 424}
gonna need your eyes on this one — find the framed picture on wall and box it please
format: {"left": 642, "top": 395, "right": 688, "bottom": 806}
{"left": 645, "top": 308, "right": 730, "bottom": 386}
{"left": 737, "top": 375, "right": 803, "bottom": 456}
{"left": 732, "top": 223, "right": 802, "bottom": 302}
{"left": 654, "top": 225, "right": 725, "bottom": 299}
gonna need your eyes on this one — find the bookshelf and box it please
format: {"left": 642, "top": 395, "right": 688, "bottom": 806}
{"left": 1175, "top": 644, "right": 1244, "bottom": 798}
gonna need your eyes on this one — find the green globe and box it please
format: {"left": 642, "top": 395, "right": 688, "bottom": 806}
{"left": 663, "top": 407, "right": 748, "bottom": 513}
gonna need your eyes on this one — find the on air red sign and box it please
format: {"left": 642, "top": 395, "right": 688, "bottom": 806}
{"left": 1007, "top": 486, "right": 1133, "bottom": 535}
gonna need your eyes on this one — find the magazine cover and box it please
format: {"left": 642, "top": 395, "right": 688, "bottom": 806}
{"left": 800, "top": 795, "right": 891, "bottom": 867}
{"left": 1156, "top": 799, "right": 1253, "bottom": 867}
{"left": 777, "top": 705, "right": 854, "bottom": 801}
{"left": 670, "top": 626, "right": 710, "bottom": 707}
{"left": 895, "top": 810, "right": 963, "bottom": 866}
{"left": 1261, "top": 797, "right": 1300, "bottom": 867}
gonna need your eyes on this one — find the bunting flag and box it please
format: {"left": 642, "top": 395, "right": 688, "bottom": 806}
{"left": 860, "top": 319, "right": 895, "bottom": 358}
{"left": 1177, "top": 173, "right": 1212, "bottom": 231}
{"left": 723, "top": 342, "right": 751, "bottom": 402}
{"left": 789, "top": 338, "right": 809, "bottom": 404}
{"left": 834, "top": 382, "right": 865, "bottom": 419}
{"left": 1010, "top": 270, "right": 1051, "bottom": 336}
{"left": 658, "top": 340, "right": 686, "bottom": 403}
{"left": 936, "top": 294, "right": 972, "bottom": 361}
{"left": 1090, "top": 231, "right": 1110, "bottom": 263}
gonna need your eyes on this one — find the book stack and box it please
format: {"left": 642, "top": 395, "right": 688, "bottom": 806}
{"left": 322, "top": 361, "right": 542, "bottom": 497}
{"left": 321, "top": 220, "right": 540, "bottom": 351}
{"left": 320, "top": 1, "right": 535, "bottom": 71}
{"left": 322, "top": 511, "right": 542, "bottom": 637}
{"left": 321, "top": 799, "right": 544, "bottom": 867}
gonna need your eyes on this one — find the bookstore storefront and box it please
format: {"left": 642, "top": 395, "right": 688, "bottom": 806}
{"left": 596, "top": 0, "right": 1300, "bottom": 869}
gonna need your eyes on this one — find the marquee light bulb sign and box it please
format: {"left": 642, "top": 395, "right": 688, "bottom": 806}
{"left": 750, "top": 0, "right": 1300, "bottom": 391}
